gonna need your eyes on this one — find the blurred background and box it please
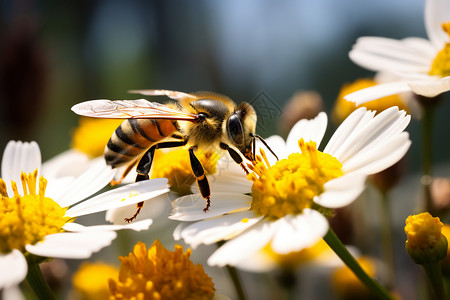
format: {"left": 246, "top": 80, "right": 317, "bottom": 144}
{"left": 2, "top": 0, "right": 450, "bottom": 299}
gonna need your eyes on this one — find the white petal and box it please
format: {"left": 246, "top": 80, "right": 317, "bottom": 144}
{"left": 270, "top": 210, "right": 329, "bottom": 254}
{"left": 41, "top": 149, "right": 90, "bottom": 179}
{"left": 65, "top": 178, "right": 169, "bottom": 217}
{"left": 2, "top": 285, "right": 25, "bottom": 300}
{"left": 286, "top": 112, "right": 327, "bottom": 153}
{"left": 263, "top": 135, "right": 288, "bottom": 160}
{"left": 314, "top": 173, "right": 367, "bottom": 208}
{"left": 106, "top": 193, "right": 170, "bottom": 225}
{"left": 1, "top": 141, "right": 41, "bottom": 195}
{"left": 342, "top": 133, "right": 411, "bottom": 175}
{"left": 0, "top": 250, "right": 27, "bottom": 289}
{"left": 327, "top": 107, "right": 410, "bottom": 165}
{"left": 26, "top": 231, "right": 117, "bottom": 259}
{"left": 170, "top": 193, "right": 251, "bottom": 221}
{"left": 194, "top": 172, "right": 252, "bottom": 195}
{"left": 207, "top": 219, "right": 276, "bottom": 267}
{"left": 344, "top": 81, "right": 412, "bottom": 106}
{"left": 53, "top": 158, "right": 117, "bottom": 207}
{"left": 425, "top": 0, "right": 450, "bottom": 50}
{"left": 408, "top": 76, "right": 450, "bottom": 98}
{"left": 63, "top": 219, "right": 152, "bottom": 232}
{"left": 177, "top": 211, "right": 262, "bottom": 249}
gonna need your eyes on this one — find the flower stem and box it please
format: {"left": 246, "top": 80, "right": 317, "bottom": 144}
{"left": 323, "top": 228, "right": 394, "bottom": 300}
{"left": 421, "top": 102, "right": 434, "bottom": 213}
{"left": 380, "top": 191, "right": 395, "bottom": 289}
{"left": 422, "top": 262, "right": 447, "bottom": 300}
{"left": 26, "top": 263, "right": 55, "bottom": 300}
{"left": 217, "top": 242, "right": 247, "bottom": 300}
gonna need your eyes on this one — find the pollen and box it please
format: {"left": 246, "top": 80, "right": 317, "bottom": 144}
{"left": 429, "top": 22, "right": 450, "bottom": 77}
{"left": 108, "top": 240, "right": 215, "bottom": 300}
{"left": 71, "top": 117, "right": 123, "bottom": 157}
{"left": 151, "top": 148, "right": 219, "bottom": 195}
{"left": 0, "top": 170, "right": 71, "bottom": 254}
{"left": 247, "top": 139, "right": 343, "bottom": 220}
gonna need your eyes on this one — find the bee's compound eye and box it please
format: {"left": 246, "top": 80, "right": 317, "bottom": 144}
{"left": 227, "top": 113, "right": 244, "bottom": 146}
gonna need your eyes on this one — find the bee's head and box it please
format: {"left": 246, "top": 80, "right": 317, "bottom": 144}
{"left": 226, "top": 102, "right": 257, "bottom": 161}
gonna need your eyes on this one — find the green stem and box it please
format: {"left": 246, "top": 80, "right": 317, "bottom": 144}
{"left": 380, "top": 191, "right": 395, "bottom": 290}
{"left": 323, "top": 228, "right": 394, "bottom": 300}
{"left": 422, "top": 262, "right": 447, "bottom": 300}
{"left": 224, "top": 264, "right": 247, "bottom": 300}
{"left": 26, "top": 263, "right": 55, "bottom": 300}
{"left": 422, "top": 104, "right": 434, "bottom": 213}
{"left": 217, "top": 242, "right": 247, "bottom": 300}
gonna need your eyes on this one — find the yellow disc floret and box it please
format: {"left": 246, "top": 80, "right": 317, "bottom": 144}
{"left": 72, "top": 117, "right": 123, "bottom": 157}
{"left": 108, "top": 240, "right": 215, "bottom": 300}
{"left": 0, "top": 170, "right": 70, "bottom": 254}
{"left": 429, "top": 22, "right": 450, "bottom": 77}
{"left": 247, "top": 139, "right": 343, "bottom": 220}
{"left": 405, "top": 212, "right": 448, "bottom": 264}
{"left": 72, "top": 262, "right": 119, "bottom": 300}
{"left": 151, "top": 148, "right": 219, "bottom": 195}
{"left": 333, "top": 78, "right": 408, "bottom": 123}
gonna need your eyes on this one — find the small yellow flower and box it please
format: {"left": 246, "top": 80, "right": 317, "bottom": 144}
{"left": 440, "top": 224, "right": 450, "bottom": 275}
{"left": 71, "top": 117, "right": 122, "bottom": 157}
{"left": 72, "top": 262, "right": 119, "bottom": 300}
{"left": 109, "top": 240, "right": 215, "bottom": 300}
{"left": 333, "top": 78, "right": 409, "bottom": 123}
{"left": 405, "top": 212, "right": 448, "bottom": 264}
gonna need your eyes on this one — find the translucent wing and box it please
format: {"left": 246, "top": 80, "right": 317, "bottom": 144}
{"left": 128, "top": 89, "right": 199, "bottom": 101}
{"left": 71, "top": 99, "right": 198, "bottom": 120}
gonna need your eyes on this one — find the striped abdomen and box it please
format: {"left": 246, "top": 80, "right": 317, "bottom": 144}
{"left": 105, "top": 119, "right": 180, "bottom": 168}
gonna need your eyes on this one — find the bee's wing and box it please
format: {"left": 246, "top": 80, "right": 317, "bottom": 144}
{"left": 128, "top": 89, "right": 199, "bottom": 101}
{"left": 71, "top": 99, "right": 198, "bottom": 120}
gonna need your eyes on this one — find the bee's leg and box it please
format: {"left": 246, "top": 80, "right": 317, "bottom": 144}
{"left": 124, "top": 140, "right": 188, "bottom": 223}
{"left": 188, "top": 146, "right": 211, "bottom": 212}
{"left": 219, "top": 142, "right": 250, "bottom": 174}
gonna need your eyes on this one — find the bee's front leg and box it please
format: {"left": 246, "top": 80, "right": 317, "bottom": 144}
{"left": 219, "top": 142, "right": 249, "bottom": 174}
{"left": 188, "top": 146, "right": 211, "bottom": 212}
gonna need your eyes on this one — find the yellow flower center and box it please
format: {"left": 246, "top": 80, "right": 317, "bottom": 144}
{"left": 151, "top": 148, "right": 219, "bottom": 195}
{"left": 0, "top": 170, "right": 71, "bottom": 254}
{"left": 333, "top": 78, "right": 408, "bottom": 123}
{"left": 71, "top": 117, "right": 123, "bottom": 157}
{"left": 247, "top": 139, "right": 343, "bottom": 220}
{"left": 429, "top": 22, "right": 450, "bottom": 77}
{"left": 72, "top": 262, "right": 119, "bottom": 300}
{"left": 108, "top": 240, "right": 215, "bottom": 300}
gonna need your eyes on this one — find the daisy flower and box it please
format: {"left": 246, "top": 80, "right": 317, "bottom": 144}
{"left": 0, "top": 141, "right": 169, "bottom": 290}
{"left": 345, "top": 0, "right": 450, "bottom": 105}
{"left": 170, "top": 107, "right": 411, "bottom": 267}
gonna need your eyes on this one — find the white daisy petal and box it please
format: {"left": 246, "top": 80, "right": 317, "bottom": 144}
{"left": 105, "top": 193, "right": 170, "bottom": 225}
{"left": 263, "top": 135, "right": 288, "bottom": 160}
{"left": 408, "top": 76, "right": 450, "bottom": 98}
{"left": 177, "top": 211, "right": 262, "bottom": 249}
{"left": 425, "top": 0, "right": 450, "bottom": 49}
{"left": 342, "top": 133, "right": 411, "bottom": 175}
{"left": 54, "top": 158, "right": 117, "bottom": 207}
{"left": 207, "top": 219, "right": 276, "bottom": 267}
{"left": 63, "top": 219, "right": 152, "bottom": 232}
{"left": 314, "top": 173, "right": 367, "bottom": 208}
{"left": 41, "top": 149, "right": 90, "bottom": 179}
{"left": 26, "top": 231, "right": 117, "bottom": 259}
{"left": 194, "top": 173, "right": 252, "bottom": 195}
{"left": 2, "top": 285, "right": 25, "bottom": 300}
{"left": 0, "top": 250, "right": 27, "bottom": 289}
{"left": 1, "top": 141, "right": 41, "bottom": 195}
{"left": 270, "top": 210, "right": 329, "bottom": 254}
{"left": 65, "top": 178, "right": 169, "bottom": 217}
{"left": 170, "top": 193, "right": 251, "bottom": 221}
{"left": 286, "top": 112, "right": 327, "bottom": 153}
{"left": 344, "top": 81, "right": 412, "bottom": 106}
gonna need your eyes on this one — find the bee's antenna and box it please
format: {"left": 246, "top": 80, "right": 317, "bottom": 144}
{"left": 250, "top": 133, "right": 279, "bottom": 161}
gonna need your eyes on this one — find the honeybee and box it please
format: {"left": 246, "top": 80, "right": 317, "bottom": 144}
{"left": 71, "top": 90, "right": 277, "bottom": 222}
